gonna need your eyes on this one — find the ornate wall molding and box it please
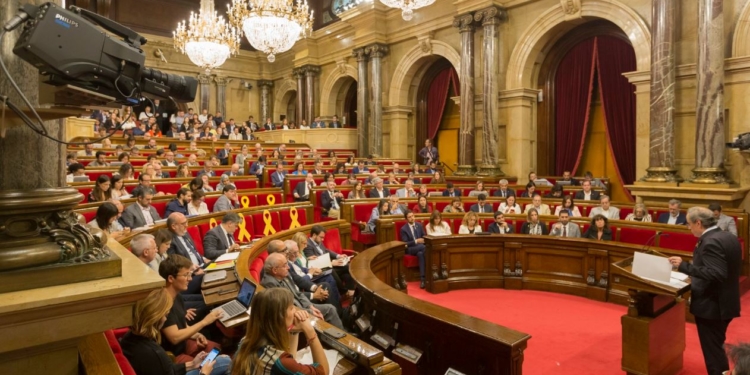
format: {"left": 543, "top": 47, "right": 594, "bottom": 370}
{"left": 733, "top": 0, "right": 750, "bottom": 57}
{"left": 387, "top": 41, "right": 461, "bottom": 107}
{"left": 320, "top": 63, "right": 358, "bottom": 117}
{"left": 560, "top": 0, "right": 582, "bottom": 19}
{"left": 506, "top": 0, "right": 651, "bottom": 89}
{"left": 272, "top": 79, "right": 298, "bottom": 121}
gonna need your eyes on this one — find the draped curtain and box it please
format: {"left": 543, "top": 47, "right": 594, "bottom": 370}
{"left": 554, "top": 38, "right": 597, "bottom": 175}
{"left": 596, "top": 35, "right": 637, "bottom": 196}
{"left": 426, "top": 67, "right": 459, "bottom": 140}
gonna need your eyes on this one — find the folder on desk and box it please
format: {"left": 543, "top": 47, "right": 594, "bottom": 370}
{"left": 308, "top": 253, "right": 332, "bottom": 270}
{"left": 206, "top": 261, "right": 235, "bottom": 270}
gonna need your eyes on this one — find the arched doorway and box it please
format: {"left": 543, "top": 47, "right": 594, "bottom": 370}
{"left": 415, "top": 58, "right": 459, "bottom": 170}
{"left": 327, "top": 76, "right": 356, "bottom": 126}
{"left": 537, "top": 20, "right": 636, "bottom": 202}
{"left": 280, "top": 90, "right": 297, "bottom": 124}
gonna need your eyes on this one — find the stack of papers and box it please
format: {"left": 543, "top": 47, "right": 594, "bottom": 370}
{"left": 296, "top": 347, "right": 343, "bottom": 375}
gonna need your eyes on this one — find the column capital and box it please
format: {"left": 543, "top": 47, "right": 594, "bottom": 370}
{"left": 257, "top": 80, "right": 274, "bottom": 88}
{"left": 453, "top": 12, "right": 476, "bottom": 32}
{"left": 352, "top": 47, "right": 368, "bottom": 62}
{"left": 474, "top": 5, "right": 505, "bottom": 25}
{"left": 292, "top": 68, "right": 305, "bottom": 79}
{"left": 198, "top": 74, "right": 212, "bottom": 85}
{"left": 213, "top": 76, "right": 230, "bottom": 86}
{"left": 365, "top": 43, "right": 389, "bottom": 58}
{"left": 301, "top": 64, "right": 321, "bottom": 77}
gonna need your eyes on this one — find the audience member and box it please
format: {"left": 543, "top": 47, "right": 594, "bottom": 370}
{"left": 545, "top": 184, "right": 564, "bottom": 199}
{"left": 271, "top": 163, "right": 287, "bottom": 188}
{"left": 658, "top": 199, "right": 687, "bottom": 225}
{"left": 396, "top": 179, "right": 417, "bottom": 198}
{"left": 292, "top": 162, "right": 308, "bottom": 175}
{"left": 66, "top": 163, "right": 87, "bottom": 183}
{"left": 554, "top": 195, "right": 582, "bottom": 217}
{"left": 88, "top": 201, "right": 129, "bottom": 240}
{"left": 88, "top": 175, "right": 112, "bottom": 202}
{"left": 166, "top": 213, "right": 208, "bottom": 294}
{"left": 443, "top": 197, "right": 465, "bottom": 213}
{"left": 110, "top": 175, "right": 130, "bottom": 200}
{"left": 418, "top": 138, "right": 439, "bottom": 165}
{"left": 521, "top": 208, "right": 548, "bottom": 235}
{"left": 165, "top": 188, "right": 191, "bottom": 217}
{"left": 468, "top": 181, "right": 489, "bottom": 197}
{"left": 294, "top": 173, "right": 316, "bottom": 202}
{"left": 624, "top": 203, "right": 652, "bottom": 222}
{"left": 412, "top": 195, "right": 432, "bottom": 213}
{"left": 385, "top": 172, "right": 400, "bottom": 185}
{"left": 524, "top": 194, "right": 552, "bottom": 215}
{"left": 131, "top": 233, "right": 157, "bottom": 268}
{"left": 348, "top": 181, "right": 367, "bottom": 199}
{"left": 283, "top": 239, "right": 341, "bottom": 314}
{"left": 442, "top": 182, "right": 462, "bottom": 197}
{"left": 389, "top": 195, "right": 407, "bottom": 215}
{"left": 131, "top": 173, "right": 161, "bottom": 197}
{"left": 582, "top": 214, "right": 613, "bottom": 241}
{"left": 215, "top": 174, "right": 234, "bottom": 192}
{"left": 529, "top": 172, "right": 552, "bottom": 186}
{"left": 430, "top": 171, "right": 446, "bottom": 184}
{"left": 709, "top": 202, "right": 738, "bottom": 236}
{"left": 401, "top": 210, "right": 427, "bottom": 288}
{"left": 726, "top": 343, "right": 750, "bottom": 375}
{"left": 213, "top": 185, "right": 240, "bottom": 212}
{"left": 203, "top": 212, "right": 241, "bottom": 261}
{"left": 77, "top": 140, "right": 95, "bottom": 156}
{"left": 353, "top": 161, "right": 369, "bottom": 174}
{"left": 366, "top": 199, "right": 390, "bottom": 233}
{"left": 458, "top": 211, "right": 482, "bottom": 234}
{"left": 329, "top": 115, "right": 342, "bottom": 128}
{"left": 498, "top": 195, "right": 522, "bottom": 214}
{"left": 470, "top": 194, "right": 493, "bottom": 214}
{"left": 574, "top": 180, "right": 600, "bottom": 201}
{"left": 493, "top": 179, "right": 515, "bottom": 198}
{"left": 588, "top": 195, "right": 620, "bottom": 220}
{"left": 520, "top": 182, "right": 536, "bottom": 197}
{"left": 304, "top": 226, "right": 355, "bottom": 297}
{"left": 188, "top": 190, "right": 209, "bottom": 216}
{"left": 488, "top": 211, "right": 514, "bottom": 234}
{"left": 321, "top": 181, "right": 344, "bottom": 219}
{"left": 201, "top": 175, "right": 214, "bottom": 192}
{"left": 426, "top": 211, "right": 452, "bottom": 236}
{"left": 416, "top": 184, "right": 429, "bottom": 198}
{"left": 369, "top": 178, "right": 391, "bottom": 198}
{"left": 224, "top": 163, "right": 242, "bottom": 177}
{"left": 151, "top": 228, "right": 172, "bottom": 271}
{"left": 121, "top": 191, "right": 161, "bottom": 228}
{"left": 549, "top": 209, "right": 581, "bottom": 238}
{"left": 88, "top": 150, "right": 110, "bottom": 167}
{"left": 186, "top": 176, "right": 203, "bottom": 193}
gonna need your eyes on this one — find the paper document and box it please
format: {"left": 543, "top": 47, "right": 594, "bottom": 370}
{"left": 296, "top": 347, "right": 343, "bottom": 375}
{"left": 215, "top": 252, "right": 240, "bottom": 262}
{"left": 642, "top": 276, "right": 689, "bottom": 289}
{"left": 308, "top": 253, "right": 332, "bottom": 269}
{"left": 671, "top": 271, "right": 689, "bottom": 282}
{"left": 633, "top": 252, "right": 672, "bottom": 283}
{"left": 205, "top": 261, "right": 235, "bottom": 270}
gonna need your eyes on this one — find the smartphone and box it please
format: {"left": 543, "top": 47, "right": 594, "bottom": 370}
{"left": 201, "top": 348, "right": 220, "bottom": 367}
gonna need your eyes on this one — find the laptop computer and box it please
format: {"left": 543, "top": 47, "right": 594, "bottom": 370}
{"left": 215, "top": 278, "right": 257, "bottom": 322}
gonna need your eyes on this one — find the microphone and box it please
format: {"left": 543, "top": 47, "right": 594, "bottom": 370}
{"left": 641, "top": 231, "right": 666, "bottom": 252}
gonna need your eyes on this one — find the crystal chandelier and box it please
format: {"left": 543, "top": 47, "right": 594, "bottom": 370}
{"left": 173, "top": 0, "right": 241, "bottom": 72}
{"left": 228, "top": 0, "right": 313, "bottom": 63}
{"left": 380, "top": 0, "right": 435, "bottom": 21}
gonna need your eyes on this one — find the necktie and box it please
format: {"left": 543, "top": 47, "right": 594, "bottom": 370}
{"left": 331, "top": 192, "right": 339, "bottom": 209}
{"left": 479, "top": 206, "right": 484, "bottom": 213}
{"left": 410, "top": 224, "right": 416, "bottom": 239}
{"left": 227, "top": 232, "right": 234, "bottom": 246}
{"left": 184, "top": 236, "right": 204, "bottom": 266}
{"left": 563, "top": 225, "right": 567, "bottom": 237}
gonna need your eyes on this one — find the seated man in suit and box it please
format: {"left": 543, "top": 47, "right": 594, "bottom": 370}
{"left": 202, "top": 212, "right": 241, "bottom": 261}
{"left": 493, "top": 179, "right": 515, "bottom": 198}
{"left": 488, "top": 211, "right": 514, "bottom": 234}
{"left": 165, "top": 188, "right": 191, "bottom": 217}
{"left": 283, "top": 239, "right": 342, "bottom": 316}
{"left": 213, "top": 185, "right": 240, "bottom": 213}
{"left": 549, "top": 209, "right": 581, "bottom": 238}
{"left": 524, "top": 193, "right": 552, "bottom": 216}
{"left": 389, "top": 195, "right": 407, "bottom": 215}
{"left": 442, "top": 182, "right": 462, "bottom": 197}
{"left": 270, "top": 162, "right": 287, "bottom": 188}
{"left": 352, "top": 160, "right": 369, "bottom": 174}
{"left": 396, "top": 179, "right": 417, "bottom": 198}
{"left": 121, "top": 191, "right": 161, "bottom": 228}
{"left": 709, "top": 202, "right": 738, "bottom": 236}
{"left": 217, "top": 142, "right": 232, "bottom": 165}
{"left": 223, "top": 163, "right": 242, "bottom": 177}
{"left": 400, "top": 210, "right": 427, "bottom": 289}
{"left": 249, "top": 155, "right": 267, "bottom": 185}
{"left": 261, "top": 252, "right": 344, "bottom": 329}
{"left": 166, "top": 213, "right": 208, "bottom": 294}
{"left": 588, "top": 195, "right": 620, "bottom": 220}
{"left": 658, "top": 199, "right": 687, "bottom": 225}
{"left": 320, "top": 181, "right": 345, "bottom": 219}
{"left": 310, "top": 116, "right": 325, "bottom": 129}
{"left": 329, "top": 115, "right": 342, "bottom": 128}
{"left": 559, "top": 170, "right": 579, "bottom": 186}
{"left": 263, "top": 117, "right": 276, "bottom": 130}
{"left": 303, "top": 225, "right": 355, "bottom": 297}
{"left": 470, "top": 194, "right": 493, "bottom": 214}
{"left": 130, "top": 173, "right": 162, "bottom": 198}
{"left": 293, "top": 173, "right": 316, "bottom": 202}
{"left": 574, "top": 180, "right": 601, "bottom": 201}
{"left": 369, "top": 177, "right": 391, "bottom": 199}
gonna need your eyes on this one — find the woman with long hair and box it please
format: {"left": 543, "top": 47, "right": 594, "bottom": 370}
{"left": 292, "top": 162, "right": 307, "bottom": 175}
{"left": 291, "top": 232, "right": 310, "bottom": 266}
{"left": 120, "top": 288, "right": 231, "bottom": 375}
{"left": 186, "top": 176, "right": 204, "bottom": 192}
{"left": 458, "top": 211, "right": 482, "bottom": 234}
{"left": 582, "top": 214, "right": 613, "bottom": 241}
{"left": 152, "top": 228, "right": 172, "bottom": 270}
{"left": 176, "top": 163, "right": 191, "bottom": 178}
{"left": 366, "top": 199, "right": 390, "bottom": 233}
{"left": 426, "top": 211, "right": 451, "bottom": 236}
{"left": 348, "top": 181, "right": 366, "bottom": 199}
{"left": 520, "top": 182, "right": 536, "bottom": 198}
{"left": 412, "top": 195, "right": 432, "bottom": 214}
{"left": 443, "top": 197, "right": 465, "bottom": 214}
{"left": 88, "top": 175, "right": 112, "bottom": 202}
{"left": 430, "top": 171, "right": 446, "bottom": 184}
{"left": 554, "top": 195, "right": 581, "bottom": 217}
{"left": 110, "top": 175, "right": 130, "bottom": 200}
{"left": 188, "top": 189, "right": 209, "bottom": 216}
{"left": 231, "top": 288, "right": 328, "bottom": 375}
{"left": 521, "top": 208, "right": 548, "bottom": 235}
{"left": 498, "top": 195, "right": 522, "bottom": 214}
{"left": 90, "top": 202, "right": 128, "bottom": 240}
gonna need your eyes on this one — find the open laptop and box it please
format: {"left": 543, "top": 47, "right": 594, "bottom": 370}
{"left": 215, "top": 278, "right": 257, "bottom": 322}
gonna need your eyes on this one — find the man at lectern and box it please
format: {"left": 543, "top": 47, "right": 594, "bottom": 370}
{"left": 668, "top": 207, "right": 741, "bottom": 375}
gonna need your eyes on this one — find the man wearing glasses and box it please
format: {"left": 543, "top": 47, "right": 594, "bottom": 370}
{"left": 167, "top": 212, "right": 210, "bottom": 294}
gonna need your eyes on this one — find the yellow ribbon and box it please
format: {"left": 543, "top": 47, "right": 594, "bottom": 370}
{"left": 266, "top": 194, "right": 276, "bottom": 206}
{"left": 240, "top": 196, "right": 250, "bottom": 208}
{"left": 209, "top": 218, "right": 218, "bottom": 228}
{"left": 288, "top": 207, "right": 301, "bottom": 229}
{"left": 263, "top": 210, "right": 277, "bottom": 236}
{"left": 237, "top": 213, "right": 252, "bottom": 242}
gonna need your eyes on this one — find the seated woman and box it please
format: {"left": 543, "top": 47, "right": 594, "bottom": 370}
{"left": 88, "top": 175, "right": 112, "bottom": 202}
{"left": 416, "top": 184, "right": 429, "bottom": 198}
{"left": 216, "top": 175, "right": 233, "bottom": 192}
{"left": 467, "top": 181, "right": 489, "bottom": 197}
{"left": 348, "top": 181, "right": 367, "bottom": 199}
{"left": 120, "top": 288, "right": 231, "bottom": 375}
{"left": 186, "top": 176, "right": 204, "bottom": 193}
{"left": 233, "top": 288, "right": 328, "bottom": 375}
{"left": 366, "top": 199, "right": 390, "bottom": 232}
{"left": 344, "top": 156, "right": 355, "bottom": 166}
{"left": 412, "top": 195, "right": 432, "bottom": 214}
{"left": 201, "top": 175, "right": 214, "bottom": 192}
{"left": 292, "top": 162, "right": 308, "bottom": 175}
{"left": 520, "top": 181, "right": 536, "bottom": 198}
{"left": 88, "top": 201, "right": 129, "bottom": 240}
{"left": 554, "top": 195, "right": 582, "bottom": 217}
{"left": 110, "top": 175, "right": 131, "bottom": 200}
{"left": 343, "top": 173, "right": 358, "bottom": 186}
{"left": 582, "top": 214, "right": 613, "bottom": 241}
{"left": 521, "top": 208, "right": 548, "bottom": 235}
{"left": 188, "top": 189, "right": 209, "bottom": 216}
{"left": 430, "top": 171, "right": 446, "bottom": 184}
{"left": 176, "top": 164, "right": 191, "bottom": 178}
{"left": 335, "top": 163, "right": 347, "bottom": 174}
{"left": 385, "top": 172, "right": 400, "bottom": 185}
{"left": 624, "top": 203, "right": 652, "bottom": 222}
{"left": 426, "top": 211, "right": 451, "bottom": 236}
{"left": 151, "top": 228, "right": 172, "bottom": 272}
{"left": 497, "top": 195, "right": 522, "bottom": 214}
{"left": 545, "top": 184, "right": 564, "bottom": 199}
{"left": 443, "top": 197, "right": 465, "bottom": 214}
{"left": 458, "top": 211, "right": 482, "bottom": 234}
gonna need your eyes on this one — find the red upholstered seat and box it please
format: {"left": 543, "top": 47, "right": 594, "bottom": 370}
{"left": 198, "top": 223, "right": 212, "bottom": 239}
{"left": 105, "top": 330, "right": 136, "bottom": 375}
{"left": 151, "top": 201, "right": 167, "bottom": 218}
{"left": 77, "top": 187, "right": 93, "bottom": 203}
{"left": 351, "top": 222, "right": 376, "bottom": 248}
{"left": 257, "top": 250, "right": 269, "bottom": 261}
{"left": 187, "top": 226, "right": 204, "bottom": 255}
{"left": 86, "top": 171, "right": 113, "bottom": 182}
{"left": 435, "top": 201, "right": 449, "bottom": 212}
{"left": 619, "top": 227, "right": 657, "bottom": 246}
{"left": 104, "top": 330, "right": 122, "bottom": 354}
{"left": 80, "top": 209, "right": 97, "bottom": 224}
{"left": 249, "top": 258, "right": 264, "bottom": 283}
{"left": 233, "top": 180, "right": 257, "bottom": 190}
{"left": 251, "top": 211, "right": 280, "bottom": 239}
{"left": 155, "top": 182, "right": 181, "bottom": 195}
{"left": 620, "top": 207, "right": 634, "bottom": 218}
{"left": 257, "top": 192, "right": 283, "bottom": 206}
{"left": 658, "top": 232, "right": 699, "bottom": 252}
{"left": 280, "top": 208, "right": 307, "bottom": 229}
{"left": 322, "top": 228, "right": 355, "bottom": 256}
{"left": 204, "top": 196, "right": 219, "bottom": 212}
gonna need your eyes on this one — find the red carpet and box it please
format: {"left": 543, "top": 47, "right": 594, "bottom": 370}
{"left": 407, "top": 283, "right": 750, "bottom": 374}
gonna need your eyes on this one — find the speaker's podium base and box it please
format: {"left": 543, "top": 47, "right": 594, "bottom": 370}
{"left": 612, "top": 253, "right": 691, "bottom": 375}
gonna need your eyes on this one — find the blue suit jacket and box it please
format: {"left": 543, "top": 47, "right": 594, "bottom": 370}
{"left": 657, "top": 212, "right": 687, "bottom": 225}
{"left": 400, "top": 222, "right": 425, "bottom": 251}
{"left": 271, "top": 171, "right": 287, "bottom": 187}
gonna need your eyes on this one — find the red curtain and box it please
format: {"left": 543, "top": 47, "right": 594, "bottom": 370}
{"left": 596, "top": 36, "right": 637, "bottom": 196}
{"left": 554, "top": 38, "right": 597, "bottom": 175}
{"left": 426, "top": 67, "right": 458, "bottom": 140}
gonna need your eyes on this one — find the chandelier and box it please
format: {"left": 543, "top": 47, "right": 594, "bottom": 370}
{"left": 173, "top": 0, "right": 241, "bottom": 72}
{"left": 228, "top": 0, "right": 313, "bottom": 63}
{"left": 380, "top": 0, "right": 435, "bottom": 21}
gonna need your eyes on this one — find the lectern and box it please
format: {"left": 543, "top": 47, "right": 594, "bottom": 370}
{"left": 611, "top": 253, "right": 691, "bottom": 375}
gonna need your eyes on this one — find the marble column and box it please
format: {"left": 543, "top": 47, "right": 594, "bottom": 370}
{"left": 198, "top": 74, "right": 211, "bottom": 113}
{"left": 304, "top": 65, "right": 320, "bottom": 126}
{"left": 258, "top": 80, "right": 274, "bottom": 124}
{"left": 292, "top": 68, "right": 305, "bottom": 127}
{"left": 640, "top": 0, "right": 681, "bottom": 183}
{"left": 366, "top": 43, "right": 389, "bottom": 157}
{"left": 353, "top": 48, "right": 369, "bottom": 156}
{"left": 453, "top": 13, "right": 476, "bottom": 175}
{"left": 475, "top": 6, "right": 505, "bottom": 177}
{"left": 690, "top": 0, "right": 729, "bottom": 184}
{"left": 214, "top": 76, "right": 228, "bottom": 121}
